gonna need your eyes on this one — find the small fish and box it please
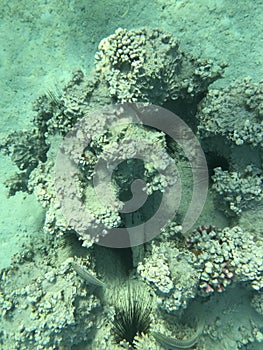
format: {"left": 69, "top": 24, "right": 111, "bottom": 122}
{"left": 152, "top": 320, "right": 204, "bottom": 349}
{"left": 71, "top": 261, "right": 105, "bottom": 288}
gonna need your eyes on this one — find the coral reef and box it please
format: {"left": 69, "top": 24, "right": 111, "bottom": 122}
{"left": 0, "top": 129, "right": 49, "bottom": 196}
{"left": 196, "top": 78, "right": 263, "bottom": 218}
{"left": 94, "top": 27, "right": 226, "bottom": 104}
{"left": 251, "top": 292, "right": 263, "bottom": 316}
{"left": 1, "top": 27, "right": 224, "bottom": 199}
{"left": 197, "top": 78, "right": 263, "bottom": 147}
{"left": 137, "top": 238, "right": 199, "bottom": 313}
{"left": 138, "top": 224, "right": 263, "bottom": 313}
{"left": 212, "top": 165, "right": 263, "bottom": 216}
{"left": 0, "top": 239, "right": 101, "bottom": 349}
{"left": 0, "top": 129, "right": 49, "bottom": 171}
{"left": 33, "top": 70, "right": 104, "bottom": 137}
{"left": 188, "top": 225, "right": 263, "bottom": 292}
{"left": 1, "top": 26, "right": 263, "bottom": 349}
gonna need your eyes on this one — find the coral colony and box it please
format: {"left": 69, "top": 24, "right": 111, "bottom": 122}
{"left": 0, "top": 28, "right": 263, "bottom": 349}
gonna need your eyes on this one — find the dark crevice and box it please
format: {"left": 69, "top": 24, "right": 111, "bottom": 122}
{"left": 94, "top": 245, "right": 133, "bottom": 281}
{"left": 162, "top": 96, "right": 203, "bottom": 132}
{"left": 205, "top": 151, "right": 230, "bottom": 180}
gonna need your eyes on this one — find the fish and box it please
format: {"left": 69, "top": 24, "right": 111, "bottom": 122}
{"left": 152, "top": 319, "right": 204, "bottom": 349}
{"left": 71, "top": 261, "right": 105, "bottom": 288}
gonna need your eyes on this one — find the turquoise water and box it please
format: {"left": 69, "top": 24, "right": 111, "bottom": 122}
{"left": 0, "top": 1, "right": 263, "bottom": 349}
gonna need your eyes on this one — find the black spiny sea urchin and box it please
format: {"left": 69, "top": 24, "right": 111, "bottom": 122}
{"left": 112, "top": 282, "right": 152, "bottom": 346}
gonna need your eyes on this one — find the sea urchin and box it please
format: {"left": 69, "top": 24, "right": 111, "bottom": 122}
{"left": 112, "top": 282, "right": 152, "bottom": 346}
